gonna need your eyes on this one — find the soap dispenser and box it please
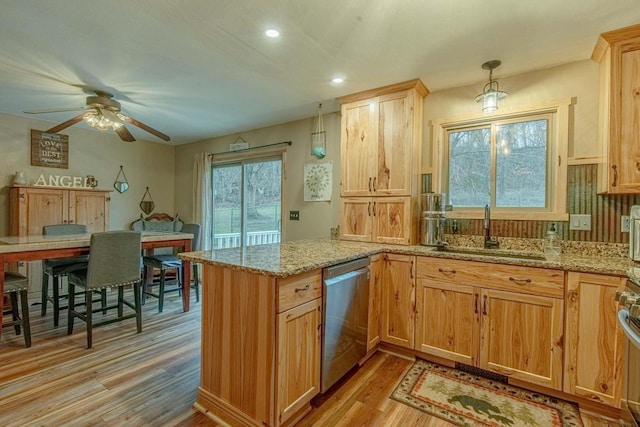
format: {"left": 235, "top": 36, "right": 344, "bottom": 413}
{"left": 544, "top": 223, "right": 561, "bottom": 258}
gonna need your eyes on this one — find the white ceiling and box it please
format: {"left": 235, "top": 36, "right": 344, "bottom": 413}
{"left": 0, "top": 0, "right": 638, "bottom": 144}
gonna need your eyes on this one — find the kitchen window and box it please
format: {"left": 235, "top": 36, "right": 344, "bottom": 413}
{"left": 211, "top": 152, "right": 284, "bottom": 248}
{"left": 432, "top": 99, "right": 571, "bottom": 220}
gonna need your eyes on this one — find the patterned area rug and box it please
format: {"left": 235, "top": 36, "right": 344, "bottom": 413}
{"left": 392, "top": 360, "right": 583, "bottom": 427}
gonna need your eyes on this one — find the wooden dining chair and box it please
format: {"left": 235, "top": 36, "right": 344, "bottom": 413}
{"left": 67, "top": 231, "right": 143, "bottom": 348}
{"left": 42, "top": 224, "right": 106, "bottom": 327}
{"left": 142, "top": 223, "right": 201, "bottom": 311}
{"left": 2, "top": 272, "right": 31, "bottom": 347}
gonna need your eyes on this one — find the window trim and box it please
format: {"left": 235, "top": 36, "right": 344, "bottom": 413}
{"left": 431, "top": 98, "right": 572, "bottom": 221}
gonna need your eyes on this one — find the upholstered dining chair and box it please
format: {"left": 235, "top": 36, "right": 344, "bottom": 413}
{"left": 67, "top": 231, "right": 142, "bottom": 348}
{"left": 42, "top": 224, "right": 104, "bottom": 327}
{"left": 3, "top": 272, "right": 31, "bottom": 347}
{"left": 142, "top": 223, "right": 201, "bottom": 312}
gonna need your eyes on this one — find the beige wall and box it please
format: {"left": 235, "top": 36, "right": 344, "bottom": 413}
{"left": 174, "top": 113, "right": 341, "bottom": 241}
{"left": 0, "top": 113, "right": 175, "bottom": 235}
{"left": 423, "top": 59, "right": 600, "bottom": 169}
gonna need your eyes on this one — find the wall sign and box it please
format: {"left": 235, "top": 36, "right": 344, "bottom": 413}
{"left": 31, "top": 129, "right": 69, "bottom": 169}
{"left": 34, "top": 174, "right": 92, "bottom": 188}
{"left": 304, "top": 162, "right": 332, "bottom": 201}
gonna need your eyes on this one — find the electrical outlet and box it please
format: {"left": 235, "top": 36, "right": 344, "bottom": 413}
{"left": 289, "top": 210, "right": 300, "bottom": 221}
{"left": 622, "top": 215, "right": 631, "bottom": 233}
{"left": 569, "top": 214, "right": 592, "bottom": 231}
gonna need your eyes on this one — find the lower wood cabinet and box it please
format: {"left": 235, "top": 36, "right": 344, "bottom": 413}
{"left": 277, "top": 298, "right": 322, "bottom": 424}
{"left": 414, "top": 257, "right": 564, "bottom": 391}
{"left": 564, "top": 272, "right": 626, "bottom": 407}
{"left": 366, "top": 254, "right": 383, "bottom": 353}
{"left": 381, "top": 253, "right": 415, "bottom": 348}
{"left": 197, "top": 265, "right": 322, "bottom": 427}
{"left": 415, "top": 280, "right": 478, "bottom": 365}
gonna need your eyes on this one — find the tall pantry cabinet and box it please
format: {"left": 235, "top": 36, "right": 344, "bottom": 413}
{"left": 338, "top": 79, "right": 428, "bottom": 245}
{"left": 8, "top": 185, "right": 111, "bottom": 297}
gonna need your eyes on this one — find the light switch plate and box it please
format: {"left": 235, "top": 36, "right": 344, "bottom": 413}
{"left": 289, "top": 210, "right": 300, "bottom": 220}
{"left": 569, "top": 214, "right": 591, "bottom": 231}
{"left": 622, "top": 215, "right": 631, "bottom": 233}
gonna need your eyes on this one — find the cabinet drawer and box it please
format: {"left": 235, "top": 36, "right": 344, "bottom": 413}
{"left": 416, "top": 257, "right": 564, "bottom": 298}
{"left": 278, "top": 269, "right": 322, "bottom": 312}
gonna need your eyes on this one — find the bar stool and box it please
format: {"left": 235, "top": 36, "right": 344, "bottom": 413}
{"left": 3, "top": 272, "right": 31, "bottom": 348}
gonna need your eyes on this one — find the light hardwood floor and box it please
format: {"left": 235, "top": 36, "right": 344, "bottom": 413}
{"left": 0, "top": 290, "right": 621, "bottom": 426}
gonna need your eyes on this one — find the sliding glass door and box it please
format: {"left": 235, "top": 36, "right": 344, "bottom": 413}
{"left": 212, "top": 156, "right": 282, "bottom": 248}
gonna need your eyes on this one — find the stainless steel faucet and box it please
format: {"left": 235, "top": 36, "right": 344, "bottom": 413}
{"left": 484, "top": 205, "right": 499, "bottom": 249}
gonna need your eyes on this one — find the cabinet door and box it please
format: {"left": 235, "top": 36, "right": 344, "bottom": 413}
{"left": 340, "top": 198, "right": 372, "bottom": 242}
{"left": 376, "top": 91, "right": 413, "bottom": 196}
{"left": 340, "top": 100, "right": 378, "bottom": 197}
{"left": 18, "top": 187, "right": 68, "bottom": 236}
{"left": 381, "top": 254, "right": 415, "bottom": 348}
{"left": 565, "top": 272, "right": 625, "bottom": 407}
{"left": 367, "top": 254, "right": 383, "bottom": 352}
{"left": 277, "top": 298, "right": 321, "bottom": 424}
{"left": 373, "top": 197, "right": 411, "bottom": 245}
{"left": 69, "top": 190, "right": 109, "bottom": 232}
{"left": 611, "top": 40, "right": 640, "bottom": 193}
{"left": 480, "top": 289, "right": 564, "bottom": 390}
{"left": 415, "top": 280, "right": 478, "bottom": 365}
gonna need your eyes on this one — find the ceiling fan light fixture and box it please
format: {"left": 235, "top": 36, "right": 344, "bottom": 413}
{"left": 475, "top": 60, "right": 507, "bottom": 113}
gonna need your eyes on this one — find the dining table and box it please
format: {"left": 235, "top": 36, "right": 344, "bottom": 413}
{"left": 0, "top": 230, "right": 193, "bottom": 338}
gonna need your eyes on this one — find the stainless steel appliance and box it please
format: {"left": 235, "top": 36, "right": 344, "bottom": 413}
{"left": 630, "top": 206, "right": 640, "bottom": 261}
{"left": 321, "top": 257, "right": 370, "bottom": 393}
{"left": 420, "top": 192, "right": 446, "bottom": 246}
{"left": 617, "top": 278, "right": 640, "bottom": 426}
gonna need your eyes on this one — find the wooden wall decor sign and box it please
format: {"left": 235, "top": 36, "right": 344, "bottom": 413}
{"left": 31, "top": 129, "right": 69, "bottom": 169}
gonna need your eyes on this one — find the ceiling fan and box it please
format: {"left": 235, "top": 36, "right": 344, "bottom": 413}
{"left": 24, "top": 90, "right": 170, "bottom": 142}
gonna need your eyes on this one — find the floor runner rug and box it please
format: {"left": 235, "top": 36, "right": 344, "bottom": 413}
{"left": 391, "top": 359, "right": 583, "bottom": 427}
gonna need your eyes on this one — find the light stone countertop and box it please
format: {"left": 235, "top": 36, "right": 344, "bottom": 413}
{"left": 179, "top": 238, "right": 637, "bottom": 278}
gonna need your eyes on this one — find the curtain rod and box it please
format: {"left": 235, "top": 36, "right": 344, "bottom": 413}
{"left": 209, "top": 141, "right": 292, "bottom": 157}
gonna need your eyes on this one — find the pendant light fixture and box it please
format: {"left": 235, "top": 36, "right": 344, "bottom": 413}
{"left": 475, "top": 60, "right": 507, "bottom": 113}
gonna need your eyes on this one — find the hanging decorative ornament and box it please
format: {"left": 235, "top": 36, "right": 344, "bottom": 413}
{"left": 139, "top": 187, "right": 156, "bottom": 214}
{"left": 311, "top": 103, "right": 326, "bottom": 159}
{"left": 113, "top": 165, "right": 129, "bottom": 193}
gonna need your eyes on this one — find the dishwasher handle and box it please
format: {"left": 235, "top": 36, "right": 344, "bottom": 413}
{"left": 619, "top": 308, "right": 640, "bottom": 350}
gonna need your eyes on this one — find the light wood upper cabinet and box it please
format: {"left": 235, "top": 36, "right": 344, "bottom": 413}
{"left": 340, "top": 197, "right": 412, "bottom": 245}
{"left": 9, "top": 185, "right": 110, "bottom": 236}
{"left": 564, "top": 272, "right": 626, "bottom": 407}
{"left": 593, "top": 24, "right": 640, "bottom": 193}
{"left": 414, "top": 256, "right": 564, "bottom": 391}
{"left": 381, "top": 253, "right": 415, "bottom": 349}
{"left": 340, "top": 89, "right": 422, "bottom": 197}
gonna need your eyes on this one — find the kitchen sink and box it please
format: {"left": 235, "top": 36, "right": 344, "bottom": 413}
{"left": 435, "top": 246, "right": 547, "bottom": 261}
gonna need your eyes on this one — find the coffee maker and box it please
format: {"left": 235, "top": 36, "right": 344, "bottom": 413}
{"left": 420, "top": 192, "right": 446, "bottom": 246}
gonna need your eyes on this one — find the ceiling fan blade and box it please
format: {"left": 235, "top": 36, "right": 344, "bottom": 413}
{"left": 44, "top": 113, "right": 86, "bottom": 134}
{"left": 114, "top": 125, "right": 136, "bottom": 142}
{"left": 24, "top": 107, "right": 85, "bottom": 114}
{"left": 121, "top": 115, "right": 171, "bottom": 141}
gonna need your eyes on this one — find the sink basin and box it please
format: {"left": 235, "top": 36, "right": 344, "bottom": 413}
{"left": 435, "top": 247, "right": 546, "bottom": 261}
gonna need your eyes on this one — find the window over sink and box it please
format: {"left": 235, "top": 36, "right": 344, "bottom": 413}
{"left": 432, "top": 99, "right": 571, "bottom": 221}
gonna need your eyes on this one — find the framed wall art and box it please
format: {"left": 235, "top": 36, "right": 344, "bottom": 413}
{"left": 31, "top": 129, "right": 69, "bottom": 169}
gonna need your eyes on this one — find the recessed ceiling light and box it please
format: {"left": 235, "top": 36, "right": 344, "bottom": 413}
{"left": 265, "top": 29, "right": 280, "bottom": 38}
{"left": 332, "top": 77, "right": 344, "bottom": 84}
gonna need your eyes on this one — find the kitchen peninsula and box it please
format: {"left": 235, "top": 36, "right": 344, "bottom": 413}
{"left": 180, "top": 238, "right": 633, "bottom": 426}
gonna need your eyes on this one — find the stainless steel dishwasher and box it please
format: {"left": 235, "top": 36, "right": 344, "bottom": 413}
{"left": 321, "top": 257, "right": 370, "bottom": 393}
